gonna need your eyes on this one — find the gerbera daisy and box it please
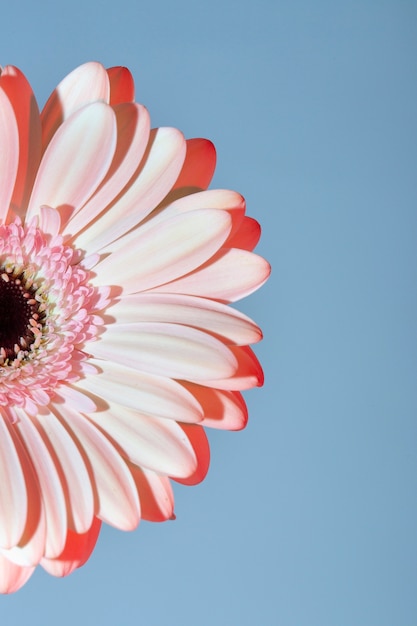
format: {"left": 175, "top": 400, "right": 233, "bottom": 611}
{"left": 0, "top": 62, "right": 270, "bottom": 593}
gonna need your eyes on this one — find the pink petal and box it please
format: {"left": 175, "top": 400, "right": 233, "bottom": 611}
{"left": 150, "top": 248, "right": 271, "bottom": 303}
{"left": 63, "top": 103, "right": 151, "bottom": 238}
{"left": 0, "top": 554, "right": 34, "bottom": 594}
{"left": 91, "top": 209, "right": 232, "bottom": 293}
{"left": 38, "top": 205, "right": 61, "bottom": 237}
{"left": 75, "top": 359, "right": 203, "bottom": 423}
{"left": 55, "top": 405, "right": 141, "bottom": 531}
{"left": 108, "top": 293, "right": 262, "bottom": 345}
{"left": 41, "top": 62, "right": 110, "bottom": 151}
{"left": 173, "top": 424, "right": 210, "bottom": 485}
{"left": 227, "top": 216, "right": 262, "bottom": 251}
{"left": 40, "top": 517, "right": 101, "bottom": 577}
{"left": 173, "top": 138, "right": 216, "bottom": 190}
{"left": 27, "top": 102, "right": 117, "bottom": 222}
{"left": 0, "top": 87, "right": 19, "bottom": 223}
{"left": 0, "top": 66, "right": 42, "bottom": 219}
{"left": 75, "top": 127, "right": 186, "bottom": 252}
{"left": 92, "top": 322, "right": 238, "bottom": 381}
{"left": 107, "top": 66, "right": 135, "bottom": 104}
{"left": 87, "top": 401, "right": 198, "bottom": 477}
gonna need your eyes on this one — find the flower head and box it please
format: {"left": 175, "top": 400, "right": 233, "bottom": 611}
{"left": 0, "top": 62, "right": 270, "bottom": 592}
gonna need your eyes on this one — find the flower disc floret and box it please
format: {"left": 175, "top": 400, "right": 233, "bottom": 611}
{"left": 0, "top": 218, "right": 100, "bottom": 415}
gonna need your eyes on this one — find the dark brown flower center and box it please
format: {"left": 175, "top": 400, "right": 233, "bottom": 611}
{"left": 0, "top": 269, "right": 45, "bottom": 364}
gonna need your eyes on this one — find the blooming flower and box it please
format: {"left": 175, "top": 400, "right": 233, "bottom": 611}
{"left": 0, "top": 62, "right": 270, "bottom": 593}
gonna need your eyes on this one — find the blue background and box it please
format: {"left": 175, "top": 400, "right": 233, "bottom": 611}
{"left": 1, "top": 1, "right": 416, "bottom": 624}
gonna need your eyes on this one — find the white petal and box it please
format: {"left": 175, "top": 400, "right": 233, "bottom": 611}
{"left": 75, "top": 359, "right": 203, "bottom": 423}
{"left": 63, "top": 103, "right": 151, "bottom": 238}
{"left": 76, "top": 127, "right": 186, "bottom": 252}
{"left": 86, "top": 401, "right": 197, "bottom": 477}
{"left": 91, "top": 209, "right": 232, "bottom": 293}
{"left": 0, "top": 415, "right": 27, "bottom": 548}
{"left": 92, "top": 322, "right": 238, "bottom": 381}
{"left": 182, "top": 383, "right": 248, "bottom": 431}
{"left": 109, "top": 293, "right": 262, "bottom": 345}
{"left": 27, "top": 103, "right": 117, "bottom": 222}
{"left": 55, "top": 404, "right": 141, "bottom": 531}
{"left": 152, "top": 188, "right": 245, "bottom": 222}
{"left": 41, "top": 62, "right": 110, "bottom": 149}
{"left": 150, "top": 248, "right": 271, "bottom": 302}
{"left": 128, "top": 465, "right": 174, "bottom": 521}
{"left": 15, "top": 411, "right": 67, "bottom": 558}
{"left": 36, "top": 408, "right": 95, "bottom": 534}
{"left": 0, "top": 554, "right": 34, "bottom": 594}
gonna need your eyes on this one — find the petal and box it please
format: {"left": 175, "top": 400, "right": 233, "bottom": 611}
{"left": 92, "top": 322, "right": 238, "bottom": 381}
{"left": 34, "top": 408, "right": 95, "bottom": 534}
{"left": 63, "top": 102, "right": 151, "bottom": 238}
{"left": 0, "top": 413, "right": 28, "bottom": 548}
{"left": 0, "top": 421, "right": 45, "bottom": 566}
{"left": 54, "top": 404, "right": 141, "bottom": 531}
{"left": 202, "top": 346, "right": 264, "bottom": 390}
{"left": 75, "top": 359, "right": 203, "bottom": 423}
{"left": 86, "top": 401, "right": 198, "bottom": 476}
{"left": 0, "top": 66, "right": 42, "bottom": 219}
{"left": 173, "top": 138, "right": 216, "bottom": 190}
{"left": 226, "top": 216, "right": 262, "bottom": 251}
{"left": 0, "top": 87, "right": 19, "bottom": 222}
{"left": 38, "top": 205, "right": 61, "bottom": 237}
{"left": 173, "top": 424, "right": 210, "bottom": 486}
{"left": 128, "top": 465, "right": 175, "bottom": 522}
{"left": 41, "top": 62, "right": 110, "bottom": 150}
{"left": 146, "top": 188, "right": 245, "bottom": 227}
{"left": 107, "top": 66, "right": 135, "bottom": 104}
{"left": 40, "top": 517, "right": 101, "bottom": 577}
{"left": 150, "top": 248, "right": 271, "bottom": 303}
{"left": 182, "top": 383, "right": 248, "bottom": 431}
{"left": 27, "top": 102, "right": 117, "bottom": 222}
{"left": 92, "top": 209, "right": 232, "bottom": 294}
{"left": 0, "top": 554, "right": 34, "bottom": 594}
{"left": 75, "top": 127, "right": 186, "bottom": 253}
{"left": 108, "top": 293, "right": 262, "bottom": 345}
{"left": 15, "top": 410, "right": 68, "bottom": 558}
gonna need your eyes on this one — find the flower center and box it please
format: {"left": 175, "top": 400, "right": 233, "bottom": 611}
{"left": 0, "top": 216, "right": 105, "bottom": 414}
{"left": 0, "top": 268, "right": 45, "bottom": 365}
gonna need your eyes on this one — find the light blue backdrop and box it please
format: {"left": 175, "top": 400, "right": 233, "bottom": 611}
{"left": 1, "top": 1, "right": 416, "bottom": 624}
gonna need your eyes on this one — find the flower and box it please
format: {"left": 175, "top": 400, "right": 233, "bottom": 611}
{"left": 0, "top": 62, "right": 270, "bottom": 593}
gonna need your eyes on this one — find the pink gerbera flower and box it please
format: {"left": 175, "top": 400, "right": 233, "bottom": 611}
{"left": 0, "top": 62, "right": 270, "bottom": 593}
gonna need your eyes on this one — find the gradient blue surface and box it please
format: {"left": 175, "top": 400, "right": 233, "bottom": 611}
{"left": 1, "top": 1, "right": 416, "bottom": 624}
